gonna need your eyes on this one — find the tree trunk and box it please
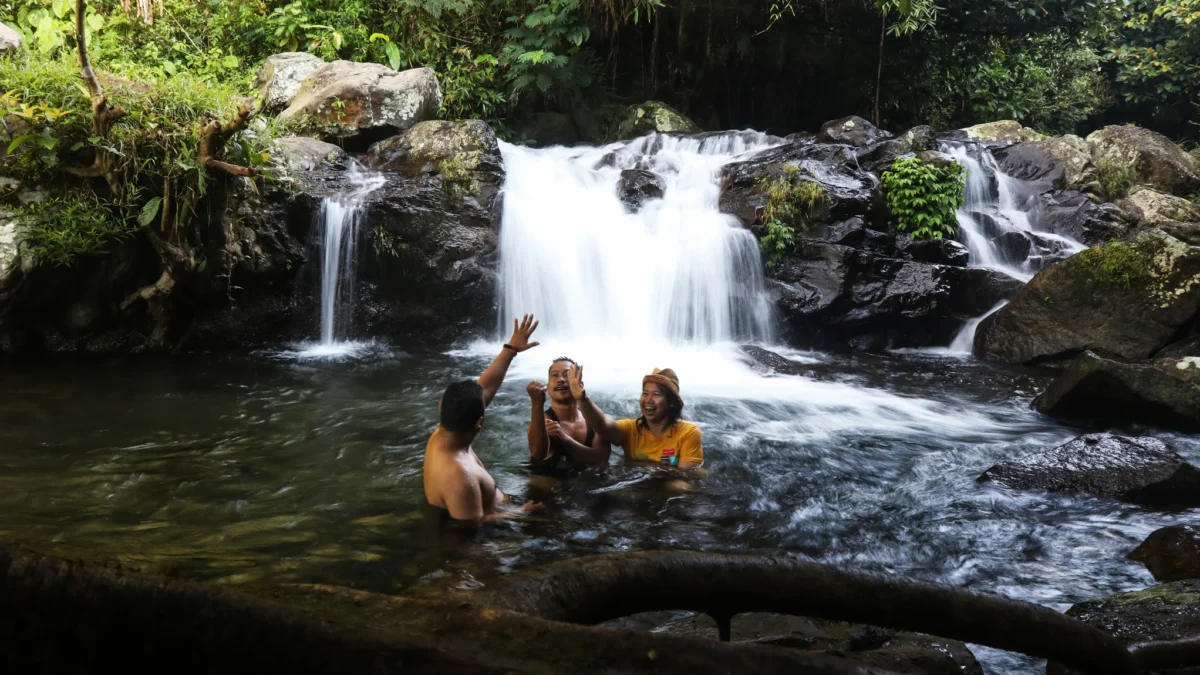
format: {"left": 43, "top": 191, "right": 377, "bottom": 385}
{"left": 875, "top": 12, "right": 885, "bottom": 127}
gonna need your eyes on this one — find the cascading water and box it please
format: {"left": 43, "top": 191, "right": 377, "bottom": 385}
{"left": 497, "top": 132, "right": 778, "bottom": 349}
{"left": 941, "top": 144, "right": 1086, "bottom": 353}
{"left": 299, "top": 162, "right": 386, "bottom": 358}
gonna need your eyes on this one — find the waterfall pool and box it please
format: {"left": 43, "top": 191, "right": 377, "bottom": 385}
{"left": 0, "top": 347, "right": 1195, "bottom": 672}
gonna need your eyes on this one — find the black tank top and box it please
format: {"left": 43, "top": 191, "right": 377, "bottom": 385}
{"left": 545, "top": 407, "right": 595, "bottom": 447}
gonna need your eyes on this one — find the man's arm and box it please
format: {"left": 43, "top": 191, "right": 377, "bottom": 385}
{"left": 527, "top": 382, "right": 550, "bottom": 459}
{"left": 443, "top": 476, "right": 486, "bottom": 525}
{"left": 567, "top": 364, "right": 623, "bottom": 442}
{"left": 553, "top": 429, "right": 612, "bottom": 465}
{"left": 478, "top": 314, "right": 540, "bottom": 407}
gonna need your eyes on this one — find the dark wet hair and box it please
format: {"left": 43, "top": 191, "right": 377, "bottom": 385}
{"left": 637, "top": 383, "right": 683, "bottom": 428}
{"left": 440, "top": 379, "right": 485, "bottom": 433}
{"left": 548, "top": 356, "right": 577, "bottom": 371}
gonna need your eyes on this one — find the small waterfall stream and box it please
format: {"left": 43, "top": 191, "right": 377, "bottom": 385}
{"left": 300, "top": 163, "right": 385, "bottom": 357}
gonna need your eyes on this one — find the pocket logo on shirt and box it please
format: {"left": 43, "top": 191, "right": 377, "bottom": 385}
{"left": 660, "top": 448, "right": 678, "bottom": 466}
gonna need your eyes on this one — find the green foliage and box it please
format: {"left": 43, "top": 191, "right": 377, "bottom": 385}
{"left": 882, "top": 157, "right": 964, "bottom": 240}
{"left": 1112, "top": 0, "right": 1200, "bottom": 123}
{"left": 757, "top": 164, "right": 826, "bottom": 267}
{"left": 14, "top": 194, "right": 141, "bottom": 265}
{"left": 1071, "top": 236, "right": 1160, "bottom": 289}
{"left": 1097, "top": 156, "right": 1136, "bottom": 199}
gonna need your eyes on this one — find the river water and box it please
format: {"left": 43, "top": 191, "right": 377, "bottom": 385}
{"left": 0, "top": 132, "right": 1195, "bottom": 673}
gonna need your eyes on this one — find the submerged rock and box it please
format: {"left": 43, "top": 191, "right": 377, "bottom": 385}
{"left": 617, "top": 169, "right": 665, "bottom": 213}
{"left": 738, "top": 345, "right": 813, "bottom": 377}
{"left": 978, "top": 432, "right": 1200, "bottom": 507}
{"left": 1032, "top": 351, "right": 1200, "bottom": 431}
{"left": 255, "top": 52, "right": 325, "bottom": 112}
{"left": 974, "top": 229, "right": 1200, "bottom": 363}
{"left": 611, "top": 101, "right": 700, "bottom": 141}
{"left": 1087, "top": 124, "right": 1200, "bottom": 197}
{"left": 1130, "top": 525, "right": 1200, "bottom": 583}
{"left": 1047, "top": 580, "right": 1200, "bottom": 675}
{"left": 817, "top": 116, "right": 891, "bottom": 148}
{"left": 279, "top": 61, "right": 441, "bottom": 145}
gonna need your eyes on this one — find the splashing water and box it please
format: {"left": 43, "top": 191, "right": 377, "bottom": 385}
{"left": 294, "top": 163, "right": 386, "bottom": 359}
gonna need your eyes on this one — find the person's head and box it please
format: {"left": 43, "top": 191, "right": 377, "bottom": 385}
{"left": 639, "top": 367, "right": 684, "bottom": 427}
{"left": 439, "top": 379, "right": 485, "bottom": 436}
{"left": 548, "top": 357, "right": 577, "bottom": 404}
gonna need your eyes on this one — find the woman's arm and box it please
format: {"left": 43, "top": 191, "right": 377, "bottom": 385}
{"left": 567, "top": 364, "right": 623, "bottom": 442}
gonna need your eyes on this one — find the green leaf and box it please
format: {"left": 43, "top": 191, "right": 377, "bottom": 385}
{"left": 221, "top": 55, "right": 240, "bottom": 68}
{"left": 7, "top": 134, "right": 36, "bottom": 154}
{"left": 385, "top": 41, "right": 401, "bottom": 71}
{"left": 85, "top": 13, "right": 104, "bottom": 32}
{"left": 138, "top": 197, "right": 163, "bottom": 228}
{"left": 69, "top": 141, "right": 85, "bottom": 151}
{"left": 51, "top": 0, "right": 70, "bottom": 20}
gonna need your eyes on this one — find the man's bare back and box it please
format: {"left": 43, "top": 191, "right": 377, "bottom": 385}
{"left": 421, "top": 314, "right": 541, "bottom": 525}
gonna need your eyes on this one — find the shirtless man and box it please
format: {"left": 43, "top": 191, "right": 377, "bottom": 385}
{"left": 423, "top": 314, "right": 541, "bottom": 524}
{"left": 526, "top": 357, "right": 612, "bottom": 481}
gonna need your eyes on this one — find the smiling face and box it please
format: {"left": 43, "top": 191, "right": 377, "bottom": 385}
{"left": 548, "top": 360, "right": 575, "bottom": 404}
{"left": 639, "top": 383, "right": 673, "bottom": 424}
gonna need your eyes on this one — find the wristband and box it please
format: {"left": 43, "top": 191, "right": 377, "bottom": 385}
{"left": 503, "top": 343, "right": 518, "bottom": 354}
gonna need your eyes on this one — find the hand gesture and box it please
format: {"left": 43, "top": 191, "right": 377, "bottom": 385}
{"left": 527, "top": 381, "right": 547, "bottom": 403}
{"left": 545, "top": 419, "right": 561, "bottom": 440}
{"left": 567, "top": 363, "right": 587, "bottom": 401}
{"left": 507, "top": 314, "right": 540, "bottom": 353}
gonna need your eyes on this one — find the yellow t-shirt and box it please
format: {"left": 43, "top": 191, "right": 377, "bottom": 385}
{"left": 614, "top": 419, "right": 703, "bottom": 467}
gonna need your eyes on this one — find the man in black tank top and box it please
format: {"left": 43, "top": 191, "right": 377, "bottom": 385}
{"left": 527, "top": 357, "right": 613, "bottom": 481}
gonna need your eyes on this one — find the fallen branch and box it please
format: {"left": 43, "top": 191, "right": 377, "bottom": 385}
{"left": 74, "top": 0, "right": 126, "bottom": 193}
{"left": 197, "top": 104, "right": 256, "bottom": 178}
{"left": 480, "top": 550, "right": 1145, "bottom": 675}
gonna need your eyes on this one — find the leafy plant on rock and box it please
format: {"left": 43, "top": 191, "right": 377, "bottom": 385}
{"left": 757, "top": 164, "right": 826, "bottom": 268}
{"left": 882, "top": 156, "right": 965, "bottom": 240}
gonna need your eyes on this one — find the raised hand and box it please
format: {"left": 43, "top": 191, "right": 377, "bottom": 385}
{"left": 507, "top": 313, "right": 541, "bottom": 353}
{"left": 527, "top": 381, "right": 547, "bottom": 403}
{"left": 566, "top": 364, "right": 586, "bottom": 401}
{"left": 545, "top": 419, "right": 561, "bottom": 440}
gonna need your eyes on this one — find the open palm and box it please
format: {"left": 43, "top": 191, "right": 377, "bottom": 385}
{"left": 507, "top": 314, "right": 541, "bottom": 352}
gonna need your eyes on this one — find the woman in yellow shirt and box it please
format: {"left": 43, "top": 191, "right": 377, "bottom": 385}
{"left": 567, "top": 364, "right": 703, "bottom": 469}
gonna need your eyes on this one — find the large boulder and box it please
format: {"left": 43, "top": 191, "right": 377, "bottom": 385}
{"left": 1087, "top": 124, "right": 1200, "bottom": 197}
{"left": 974, "top": 229, "right": 1200, "bottom": 363}
{"left": 255, "top": 52, "right": 325, "bottom": 112}
{"left": 978, "top": 433, "right": 1200, "bottom": 507}
{"left": 1035, "top": 189, "right": 1133, "bottom": 246}
{"left": 960, "top": 120, "right": 1045, "bottom": 145}
{"left": 0, "top": 23, "right": 21, "bottom": 54}
{"left": 1047, "top": 580, "right": 1200, "bottom": 675}
{"left": 1032, "top": 351, "right": 1200, "bottom": 431}
{"left": 611, "top": 101, "right": 700, "bottom": 141}
{"left": 854, "top": 125, "right": 936, "bottom": 173}
{"left": 817, "top": 116, "right": 891, "bottom": 148}
{"left": 278, "top": 61, "right": 441, "bottom": 145}
{"left": 995, "top": 136, "right": 1098, "bottom": 195}
{"left": 269, "top": 136, "right": 348, "bottom": 174}
{"left": 356, "top": 119, "right": 504, "bottom": 338}
{"left": 1130, "top": 525, "right": 1200, "bottom": 583}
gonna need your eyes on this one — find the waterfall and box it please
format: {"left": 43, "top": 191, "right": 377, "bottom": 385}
{"left": 943, "top": 144, "right": 1085, "bottom": 282}
{"left": 496, "top": 132, "right": 779, "bottom": 347}
{"left": 300, "top": 163, "right": 385, "bottom": 357}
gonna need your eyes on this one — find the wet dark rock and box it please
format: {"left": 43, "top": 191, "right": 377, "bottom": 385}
{"left": 950, "top": 268, "right": 1024, "bottom": 317}
{"left": 517, "top": 111, "right": 579, "bottom": 147}
{"left": 817, "top": 116, "right": 891, "bottom": 148}
{"left": 854, "top": 125, "right": 936, "bottom": 173}
{"left": 618, "top": 169, "right": 665, "bottom": 212}
{"left": 1047, "top": 580, "right": 1200, "bottom": 675}
{"left": 1035, "top": 190, "right": 1133, "bottom": 246}
{"left": 991, "top": 231, "right": 1032, "bottom": 262}
{"left": 738, "top": 345, "right": 813, "bottom": 377}
{"left": 1130, "top": 525, "right": 1200, "bottom": 582}
{"left": 994, "top": 136, "right": 1098, "bottom": 195}
{"left": 978, "top": 433, "right": 1200, "bottom": 507}
{"left": 1157, "top": 334, "right": 1200, "bottom": 358}
{"left": 1032, "top": 351, "right": 1200, "bottom": 431}
{"left": 974, "top": 229, "right": 1200, "bottom": 364}
{"left": 895, "top": 235, "right": 969, "bottom": 267}
{"left": 771, "top": 239, "right": 961, "bottom": 350}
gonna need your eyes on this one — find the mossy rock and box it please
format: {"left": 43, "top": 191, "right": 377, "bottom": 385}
{"left": 1126, "top": 187, "right": 1200, "bottom": 231}
{"left": 1087, "top": 124, "right": 1200, "bottom": 198}
{"left": 1048, "top": 580, "right": 1200, "bottom": 674}
{"left": 612, "top": 101, "right": 701, "bottom": 141}
{"left": 960, "top": 120, "right": 1046, "bottom": 145}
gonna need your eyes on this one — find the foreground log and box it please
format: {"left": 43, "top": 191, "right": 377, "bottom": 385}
{"left": 480, "top": 551, "right": 1143, "bottom": 675}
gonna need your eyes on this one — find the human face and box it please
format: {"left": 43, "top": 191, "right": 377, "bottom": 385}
{"left": 640, "top": 384, "right": 671, "bottom": 424}
{"left": 548, "top": 361, "right": 574, "bottom": 403}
